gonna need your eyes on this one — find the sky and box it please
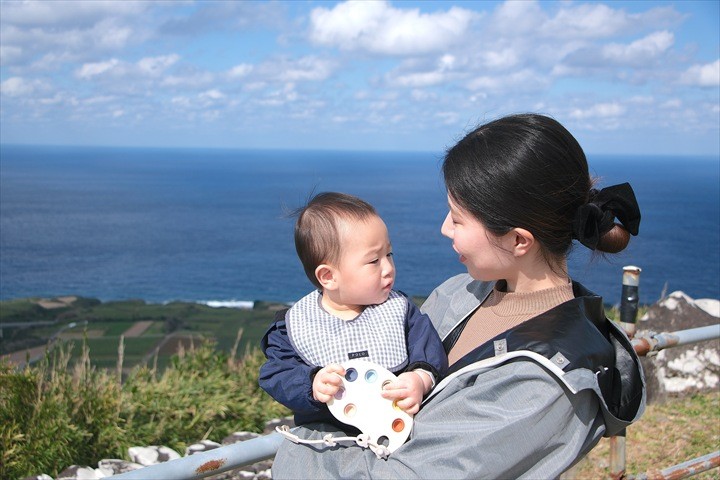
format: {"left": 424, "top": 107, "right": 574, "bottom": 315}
{"left": 0, "top": 0, "right": 718, "bottom": 155}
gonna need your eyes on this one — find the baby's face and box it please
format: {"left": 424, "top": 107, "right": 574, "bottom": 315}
{"left": 334, "top": 215, "right": 395, "bottom": 307}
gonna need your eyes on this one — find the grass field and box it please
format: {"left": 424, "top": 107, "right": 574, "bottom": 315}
{"left": 0, "top": 296, "right": 284, "bottom": 368}
{"left": 574, "top": 391, "right": 720, "bottom": 479}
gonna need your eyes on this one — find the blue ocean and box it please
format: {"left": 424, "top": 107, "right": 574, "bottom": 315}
{"left": 1, "top": 145, "right": 718, "bottom": 307}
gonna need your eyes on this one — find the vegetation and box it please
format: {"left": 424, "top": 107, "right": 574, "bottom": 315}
{"left": 574, "top": 390, "right": 720, "bottom": 479}
{"left": 0, "top": 296, "right": 283, "bottom": 365}
{"left": 3, "top": 296, "right": 715, "bottom": 479}
{"left": 0, "top": 338, "right": 290, "bottom": 479}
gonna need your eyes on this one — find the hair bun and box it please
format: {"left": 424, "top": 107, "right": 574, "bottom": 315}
{"left": 572, "top": 183, "right": 641, "bottom": 251}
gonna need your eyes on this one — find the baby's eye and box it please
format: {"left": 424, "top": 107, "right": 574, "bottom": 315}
{"left": 369, "top": 259, "right": 380, "bottom": 264}
{"left": 387, "top": 252, "right": 394, "bottom": 258}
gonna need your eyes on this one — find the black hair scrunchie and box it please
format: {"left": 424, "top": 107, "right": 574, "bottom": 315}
{"left": 572, "top": 182, "right": 641, "bottom": 250}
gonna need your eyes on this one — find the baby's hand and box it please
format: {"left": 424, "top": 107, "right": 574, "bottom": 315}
{"left": 312, "top": 363, "right": 345, "bottom": 404}
{"left": 380, "top": 371, "right": 430, "bottom": 415}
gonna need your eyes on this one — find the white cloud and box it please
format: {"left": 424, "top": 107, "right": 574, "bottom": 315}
{"left": 137, "top": 54, "right": 180, "bottom": 76}
{"left": 171, "top": 96, "right": 191, "bottom": 107}
{"left": 0, "top": 77, "right": 49, "bottom": 97}
{"left": 258, "top": 56, "right": 335, "bottom": 83}
{"left": 628, "top": 96, "right": 655, "bottom": 105}
{"left": 391, "top": 71, "right": 448, "bottom": 88}
{"left": 602, "top": 31, "right": 674, "bottom": 65}
{"left": 681, "top": 60, "right": 720, "bottom": 87}
{"left": 386, "top": 54, "right": 460, "bottom": 87}
{"left": 466, "top": 69, "right": 545, "bottom": 92}
{"left": 309, "top": 0, "right": 476, "bottom": 55}
{"left": 162, "top": 72, "right": 216, "bottom": 88}
{"left": 569, "top": 103, "right": 626, "bottom": 120}
{"left": 85, "top": 95, "right": 116, "bottom": 105}
{"left": 0, "top": 44, "right": 23, "bottom": 65}
{"left": 491, "top": 0, "right": 546, "bottom": 35}
{"left": 541, "top": 3, "right": 682, "bottom": 39}
{"left": 1, "top": 76, "right": 35, "bottom": 96}
{"left": 543, "top": 3, "right": 630, "bottom": 38}
{"left": 436, "top": 111, "right": 459, "bottom": 125}
{"left": 229, "top": 64, "right": 253, "bottom": 78}
{"left": 661, "top": 99, "right": 682, "bottom": 108}
{"left": 76, "top": 59, "right": 121, "bottom": 79}
{"left": 200, "top": 89, "right": 225, "bottom": 101}
{"left": 411, "top": 89, "right": 437, "bottom": 101}
{"left": 1, "top": 1, "right": 145, "bottom": 28}
{"left": 77, "top": 55, "right": 182, "bottom": 81}
{"left": 256, "top": 83, "right": 299, "bottom": 107}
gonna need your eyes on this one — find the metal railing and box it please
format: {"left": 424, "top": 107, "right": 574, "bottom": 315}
{"left": 110, "top": 433, "right": 283, "bottom": 479}
{"left": 111, "top": 266, "right": 720, "bottom": 480}
{"left": 608, "top": 266, "right": 719, "bottom": 480}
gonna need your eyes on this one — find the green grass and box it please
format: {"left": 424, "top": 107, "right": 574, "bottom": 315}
{"left": 0, "top": 296, "right": 280, "bottom": 360}
{"left": 0, "top": 339, "right": 291, "bottom": 479}
{"left": 574, "top": 391, "right": 720, "bottom": 479}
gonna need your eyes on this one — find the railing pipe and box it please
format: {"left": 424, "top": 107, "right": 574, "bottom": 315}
{"left": 632, "top": 325, "right": 720, "bottom": 356}
{"left": 628, "top": 450, "right": 720, "bottom": 480}
{"left": 109, "top": 432, "right": 283, "bottom": 480}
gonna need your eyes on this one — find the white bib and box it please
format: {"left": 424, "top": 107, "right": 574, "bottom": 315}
{"left": 285, "top": 290, "right": 409, "bottom": 371}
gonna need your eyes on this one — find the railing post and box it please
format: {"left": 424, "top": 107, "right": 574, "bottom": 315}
{"left": 611, "top": 265, "right": 642, "bottom": 480}
{"left": 620, "top": 266, "right": 642, "bottom": 338}
{"left": 610, "top": 433, "right": 628, "bottom": 480}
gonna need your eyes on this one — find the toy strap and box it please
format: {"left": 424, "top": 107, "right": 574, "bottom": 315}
{"left": 275, "top": 425, "right": 391, "bottom": 459}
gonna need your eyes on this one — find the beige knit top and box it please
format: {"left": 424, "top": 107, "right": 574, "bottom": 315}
{"left": 447, "top": 280, "right": 575, "bottom": 366}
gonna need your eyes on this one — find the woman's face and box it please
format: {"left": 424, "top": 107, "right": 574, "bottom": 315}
{"left": 441, "top": 195, "right": 515, "bottom": 282}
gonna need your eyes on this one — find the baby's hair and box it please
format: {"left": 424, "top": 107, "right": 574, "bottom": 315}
{"left": 293, "top": 192, "right": 377, "bottom": 289}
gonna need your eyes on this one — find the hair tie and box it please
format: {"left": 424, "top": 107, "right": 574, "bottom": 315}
{"left": 572, "top": 183, "right": 641, "bottom": 250}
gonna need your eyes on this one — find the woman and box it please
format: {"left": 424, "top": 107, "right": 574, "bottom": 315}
{"left": 271, "top": 113, "right": 645, "bottom": 479}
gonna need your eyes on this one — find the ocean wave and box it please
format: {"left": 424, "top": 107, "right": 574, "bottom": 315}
{"left": 199, "top": 300, "right": 255, "bottom": 309}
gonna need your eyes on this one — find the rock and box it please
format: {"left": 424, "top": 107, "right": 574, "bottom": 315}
{"left": 21, "top": 475, "right": 54, "bottom": 480}
{"left": 55, "top": 465, "right": 105, "bottom": 479}
{"left": 128, "top": 445, "right": 181, "bottom": 466}
{"left": 97, "top": 459, "right": 143, "bottom": 474}
{"left": 222, "top": 431, "right": 261, "bottom": 444}
{"left": 186, "top": 439, "right": 222, "bottom": 456}
{"left": 636, "top": 291, "right": 720, "bottom": 403}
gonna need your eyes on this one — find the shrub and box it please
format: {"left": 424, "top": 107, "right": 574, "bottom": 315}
{"left": 0, "top": 336, "right": 289, "bottom": 478}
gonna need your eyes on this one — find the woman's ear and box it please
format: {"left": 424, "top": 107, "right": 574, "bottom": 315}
{"left": 511, "top": 228, "right": 535, "bottom": 257}
{"left": 315, "top": 264, "right": 338, "bottom": 290}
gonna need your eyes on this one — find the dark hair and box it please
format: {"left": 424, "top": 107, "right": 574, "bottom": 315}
{"left": 442, "top": 113, "right": 631, "bottom": 265}
{"left": 293, "top": 192, "right": 378, "bottom": 289}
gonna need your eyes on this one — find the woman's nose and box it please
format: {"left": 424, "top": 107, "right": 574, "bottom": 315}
{"left": 441, "top": 212, "right": 453, "bottom": 238}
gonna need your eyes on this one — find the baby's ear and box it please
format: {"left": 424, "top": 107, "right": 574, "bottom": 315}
{"left": 315, "top": 264, "right": 338, "bottom": 290}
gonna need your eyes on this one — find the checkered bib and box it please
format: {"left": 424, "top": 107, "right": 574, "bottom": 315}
{"left": 285, "top": 290, "right": 409, "bottom": 371}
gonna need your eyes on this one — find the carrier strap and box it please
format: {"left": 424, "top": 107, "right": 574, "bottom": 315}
{"left": 275, "top": 425, "right": 391, "bottom": 459}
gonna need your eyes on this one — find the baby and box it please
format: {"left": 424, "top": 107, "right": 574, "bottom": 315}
{"left": 259, "top": 192, "right": 447, "bottom": 434}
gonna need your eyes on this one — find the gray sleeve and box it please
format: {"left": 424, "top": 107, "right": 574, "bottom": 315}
{"left": 271, "top": 360, "right": 602, "bottom": 480}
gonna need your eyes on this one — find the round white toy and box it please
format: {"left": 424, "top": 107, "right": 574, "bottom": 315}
{"left": 326, "top": 359, "right": 414, "bottom": 454}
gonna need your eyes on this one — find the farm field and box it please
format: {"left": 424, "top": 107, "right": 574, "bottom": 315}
{"left": 0, "top": 296, "right": 289, "bottom": 370}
